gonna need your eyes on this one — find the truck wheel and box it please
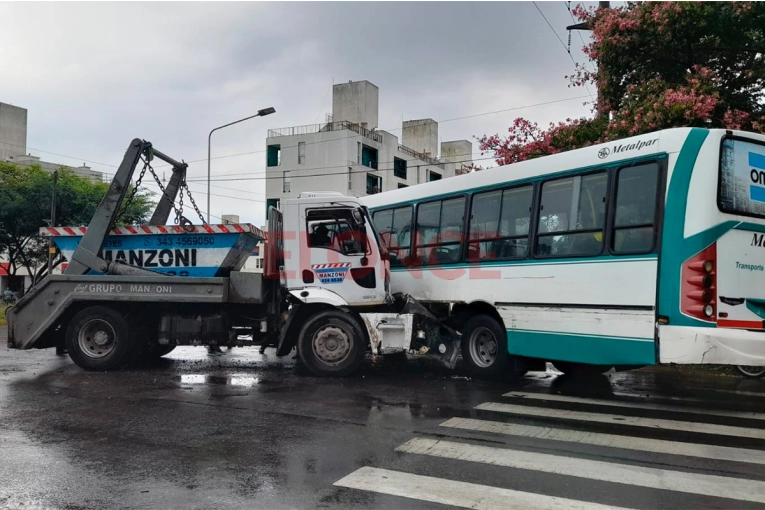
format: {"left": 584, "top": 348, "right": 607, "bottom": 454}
{"left": 553, "top": 361, "right": 612, "bottom": 376}
{"left": 297, "top": 310, "right": 366, "bottom": 377}
{"left": 460, "top": 315, "right": 509, "bottom": 379}
{"left": 65, "top": 306, "right": 136, "bottom": 371}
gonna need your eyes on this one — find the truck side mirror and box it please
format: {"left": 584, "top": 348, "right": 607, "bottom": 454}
{"left": 352, "top": 208, "right": 365, "bottom": 226}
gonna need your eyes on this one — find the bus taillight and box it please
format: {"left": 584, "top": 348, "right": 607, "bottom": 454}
{"left": 681, "top": 244, "right": 717, "bottom": 322}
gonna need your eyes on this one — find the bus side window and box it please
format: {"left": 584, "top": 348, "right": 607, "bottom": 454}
{"left": 468, "top": 185, "right": 532, "bottom": 261}
{"left": 535, "top": 172, "right": 607, "bottom": 257}
{"left": 415, "top": 197, "right": 465, "bottom": 265}
{"left": 612, "top": 163, "right": 660, "bottom": 254}
{"left": 373, "top": 206, "right": 413, "bottom": 266}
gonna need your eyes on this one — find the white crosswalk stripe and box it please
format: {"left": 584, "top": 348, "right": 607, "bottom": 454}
{"left": 440, "top": 416, "right": 765, "bottom": 465}
{"left": 334, "top": 390, "right": 765, "bottom": 508}
{"left": 397, "top": 437, "right": 765, "bottom": 504}
{"left": 503, "top": 391, "right": 765, "bottom": 421}
{"left": 334, "top": 467, "right": 627, "bottom": 510}
{"left": 476, "top": 401, "right": 765, "bottom": 439}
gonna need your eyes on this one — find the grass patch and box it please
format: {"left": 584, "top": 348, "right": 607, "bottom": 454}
{"left": 0, "top": 304, "right": 7, "bottom": 326}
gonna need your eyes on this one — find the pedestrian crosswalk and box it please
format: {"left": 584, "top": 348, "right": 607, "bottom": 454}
{"left": 333, "top": 388, "right": 765, "bottom": 509}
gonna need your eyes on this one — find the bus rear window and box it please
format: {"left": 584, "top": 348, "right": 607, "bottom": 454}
{"left": 719, "top": 137, "right": 765, "bottom": 218}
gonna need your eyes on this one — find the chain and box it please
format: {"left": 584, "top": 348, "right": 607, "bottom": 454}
{"left": 175, "top": 186, "right": 184, "bottom": 224}
{"left": 182, "top": 182, "right": 207, "bottom": 224}
{"left": 113, "top": 158, "right": 149, "bottom": 227}
{"left": 115, "top": 148, "right": 207, "bottom": 228}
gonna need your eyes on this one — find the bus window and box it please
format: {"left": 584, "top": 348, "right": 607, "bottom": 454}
{"left": 373, "top": 206, "right": 412, "bottom": 266}
{"left": 415, "top": 197, "right": 466, "bottom": 265}
{"left": 612, "top": 163, "right": 659, "bottom": 254}
{"left": 536, "top": 172, "right": 607, "bottom": 257}
{"left": 468, "top": 185, "right": 532, "bottom": 261}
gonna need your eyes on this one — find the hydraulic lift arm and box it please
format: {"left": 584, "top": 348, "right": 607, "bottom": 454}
{"left": 64, "top": 138, "right": 190, "bottom": 276}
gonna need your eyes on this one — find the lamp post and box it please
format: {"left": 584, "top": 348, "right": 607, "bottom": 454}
{"left": 207, "top": 107, "right": 276, "bottom": 222}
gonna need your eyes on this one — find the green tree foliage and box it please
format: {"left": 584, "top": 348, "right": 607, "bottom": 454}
{"left": 478, "top": 1, "right": 765, "bottom": 165}
{"left": 0, "top": 162, "right": 153, "bottom": 284}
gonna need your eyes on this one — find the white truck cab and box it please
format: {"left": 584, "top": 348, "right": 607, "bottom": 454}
{"left": 281, "top": 192, "right": 390, "bottom": 307}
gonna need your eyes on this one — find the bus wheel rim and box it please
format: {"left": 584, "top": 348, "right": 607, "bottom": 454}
{"left": 469, "top": 326, "right": 497, "bottom": 368}
{"left": 737, "top": 365, "right": 765, "bottom": 377}
{"left": 78, "top": 319, "right": 117, "bottom": 359}
{"left": 313, "top": 325, "right": 351, "bottom": 365}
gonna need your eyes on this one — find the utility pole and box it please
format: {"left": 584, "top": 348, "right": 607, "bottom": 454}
{"left": 567, "top": 1, "right": 610, "bottom": 117}
{"left": 47, "top": 170, "right": 58, "bottom": 276}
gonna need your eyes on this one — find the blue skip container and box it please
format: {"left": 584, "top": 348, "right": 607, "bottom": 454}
{"left": 42, "top": 224, "right": 264, "bottom": 277}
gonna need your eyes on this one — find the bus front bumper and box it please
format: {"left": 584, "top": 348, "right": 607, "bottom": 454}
{"left": 659, "top": 325, "right": 765, "bottom": 366}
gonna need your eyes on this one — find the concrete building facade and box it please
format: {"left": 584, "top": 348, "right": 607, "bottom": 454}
{"left": 0, "top": 102, "right": 104, "bottom": 183}
{"left": 264, "top": 80, "right": 472, "bottom": 216}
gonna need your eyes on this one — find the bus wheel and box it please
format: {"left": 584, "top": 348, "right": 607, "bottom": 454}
{"left": 461, "top": 315, "right": 509, "bottom": 379}
{"left": 736, "top": 365, "right": 765, "bottom": 378}
{"left": 297, "top": 310, "right": 366, "bottom": 377}
{"left": 553, "top": 361, "right": 612, "bottom": 376}
{"left": 65, "top": 306, "right": 137, "bottom": 371}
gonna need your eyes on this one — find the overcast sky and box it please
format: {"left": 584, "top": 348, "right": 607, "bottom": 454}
{"left": 0, "top": 1, "right": 605, "bottom": 226}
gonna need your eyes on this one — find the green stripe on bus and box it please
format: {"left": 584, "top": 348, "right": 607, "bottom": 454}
{"left": 658, "top": 128, "right": 716, "bottom": 328}
{"left": 506, "top": 329, "right": 656, "bottom": 365}
{"left": 389, "top": 253, "right": 657, "bottom": 271}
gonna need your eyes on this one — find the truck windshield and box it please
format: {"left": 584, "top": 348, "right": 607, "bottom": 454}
{"left": 306, "top": 208, "right": 367, "bottom": 255}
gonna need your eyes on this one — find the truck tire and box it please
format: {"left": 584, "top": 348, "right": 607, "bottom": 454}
{"left": 65, "top": 306, "right": 137, "bottom": 371}
{"left": 460, "top": 314, "right": 509, "bottom": 379}
{"left": 297, "top": 310, "right": 366, "bottom": 377}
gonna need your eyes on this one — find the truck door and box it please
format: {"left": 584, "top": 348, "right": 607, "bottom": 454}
{"left": 296, "top": 205, "right": 387, "bottom": 306}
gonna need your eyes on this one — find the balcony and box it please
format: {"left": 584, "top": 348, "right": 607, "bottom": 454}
{"left": 268, "top": 120, "right": 383, "bottom": 144}
{"left": 397, "top": 144, "right": 444, "bottom": 169}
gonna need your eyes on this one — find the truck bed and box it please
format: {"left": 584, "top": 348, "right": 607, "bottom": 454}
{"left": 7, "top": 272, "right": 264, "bottom": 350}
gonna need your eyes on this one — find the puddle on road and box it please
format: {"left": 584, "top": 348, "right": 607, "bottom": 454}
{"left": 180, "top": 374, "right": 262, "bottom": 387}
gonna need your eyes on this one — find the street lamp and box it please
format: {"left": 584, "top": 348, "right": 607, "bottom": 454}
{"left": 207, "top": 107, "right": 276, "bottom": 222}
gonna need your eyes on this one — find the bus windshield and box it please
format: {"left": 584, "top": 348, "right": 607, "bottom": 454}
{"left": 719, "top": 136, "right": 765, "bottom": 219}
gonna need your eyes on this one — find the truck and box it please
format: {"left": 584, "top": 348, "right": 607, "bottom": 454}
{"left": 6, "top": 138, "right": 459, "bottom": 376}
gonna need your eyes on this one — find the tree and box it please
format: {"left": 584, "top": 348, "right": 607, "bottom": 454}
{"left": 0, "top": 163, "right": 153, "bottom": 286}
{"left": 478, "top": 1, "right": 765, "bottom": 165}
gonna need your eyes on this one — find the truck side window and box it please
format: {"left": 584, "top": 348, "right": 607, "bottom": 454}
{"left": 306, "top": 208, "right": 366, "bottom": 255}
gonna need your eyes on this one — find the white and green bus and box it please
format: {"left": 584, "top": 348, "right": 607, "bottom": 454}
{"left": 363, "top": 128, "right": 765, "bottom": 377}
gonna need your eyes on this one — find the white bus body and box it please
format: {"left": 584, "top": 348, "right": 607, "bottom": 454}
{"left": 362, "top": 128, "right": 765, "bottom": 374}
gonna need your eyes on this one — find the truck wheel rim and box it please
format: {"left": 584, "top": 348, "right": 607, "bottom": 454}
{"left": 78, "top": 319, "right": 116, "bottom": 359}
{"left": 469, "top": 326, "right": 497, "bottom": 368}
{"left": 737, "top": 365, "right": 765, "bottom": 377}
{"left": 312, "top": 325, "right": 351, "bottom": 365}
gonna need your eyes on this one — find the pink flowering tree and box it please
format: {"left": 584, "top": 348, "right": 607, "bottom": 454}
{"left": 478, "top": 2, "right": 765, "bottom": 166}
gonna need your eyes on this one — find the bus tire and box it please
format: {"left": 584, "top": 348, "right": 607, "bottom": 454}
{"left": 297, "top": 310, "right": 366, "bottom": 377}
{"left": 736, "top": 365, "right": 765, "bottom": 378}
{"left": 65, "top": 306, "right": 137, "bottom": 371}
{"left": 461, "top": 315, "right": 509, "bottom": 379}
{"left": 553, "top": 361, "right": 612, "bottom": 376}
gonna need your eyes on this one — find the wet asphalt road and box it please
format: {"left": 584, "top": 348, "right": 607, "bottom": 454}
{"left": 2, "top": 325, "right": 765, "bottom": 510}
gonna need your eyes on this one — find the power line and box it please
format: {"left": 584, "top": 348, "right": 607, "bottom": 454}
{"left": 157, "top": 94, "right": 591, "bottom": 172}
{"left": 532, "top": 1, "right": 596, "bottom": 104}
{"left": 0, "top": 93, "right": 590, "bottom": 182}
{"left": 534, "top": 1, "right": 571, "bottom": 55}
{"left": 180, "top": 95, "right": 591, "bottom": 180}
{"left": 190, "top": 154, "right": 501, "bottom": 185}
{"left": 184, "top": 149, "right": 489, "bottom": 182}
